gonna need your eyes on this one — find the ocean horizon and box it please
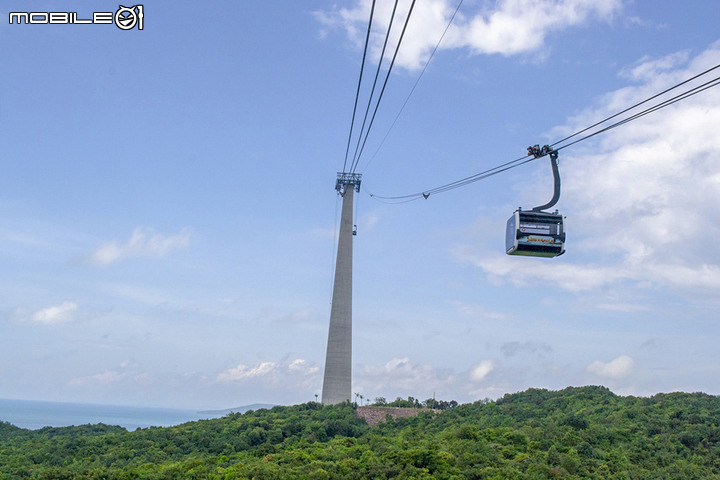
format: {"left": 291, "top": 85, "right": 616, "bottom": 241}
{"left": 0, "top": 398, "right": 230, "bottom": 431}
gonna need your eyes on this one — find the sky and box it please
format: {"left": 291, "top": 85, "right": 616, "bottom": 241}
{"left": 1, "top": 0, "right": 719, "bottom": 410}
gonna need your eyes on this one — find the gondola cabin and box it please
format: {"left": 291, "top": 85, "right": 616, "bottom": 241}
{"left": 506, "top": 209, "right": 565, "bottom": 257}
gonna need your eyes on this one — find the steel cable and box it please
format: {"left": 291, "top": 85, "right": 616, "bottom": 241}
{"left": 349, "top": 0, "right": 417, "bottom": 174}
{"left": 342, "top": 0, "right": 376, "bottom": 174}
{"left": 369, "top": 66, "right": 720, "bottom": 201}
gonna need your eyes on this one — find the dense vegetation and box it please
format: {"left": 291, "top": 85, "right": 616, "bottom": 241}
{"left": 1, "top": 386, "right": 719, "bottom": 479}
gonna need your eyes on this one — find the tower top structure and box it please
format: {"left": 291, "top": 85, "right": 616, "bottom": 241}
{"left": 336, "top": 172, "right": 362, "bottom": 194}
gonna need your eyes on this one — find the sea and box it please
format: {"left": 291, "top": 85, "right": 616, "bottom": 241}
{"left": 0, "top": 398, "right": 227, "bottom": 431}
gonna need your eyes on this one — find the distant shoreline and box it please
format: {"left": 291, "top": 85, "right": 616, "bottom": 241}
{"left": 0, "top": 398, "right": 221, "bottom": 430}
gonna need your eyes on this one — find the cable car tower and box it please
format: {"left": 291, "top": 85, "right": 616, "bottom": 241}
{"left": 506, "top": 145, "right": 566, "bottom": 257}
{"left": 322, "top": 172, "right": 361, "bottom": 404}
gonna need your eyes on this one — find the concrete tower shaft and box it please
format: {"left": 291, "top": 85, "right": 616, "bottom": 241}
{"left": 322, "top": 175, "right": 360, "bottom": 405}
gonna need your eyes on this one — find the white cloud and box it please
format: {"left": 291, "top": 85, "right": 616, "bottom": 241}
{"left": 453, "top": 42, "right": 720, "bottom": 298}
{"left": 451, "top": 245, "right": 632, "bottom": 292}
{"left": 470, "top": 360, "right": 495, "bottom": 382}
{"left": 586, "top": 355, "right": 635, "bottom": 379}
{"left": 359, "top": 357, "right": 456, "bottom": 392}
{"left": 620, "top": 51, "right": 690, "bottom": 82}
{"left": 23, "top": 301, "right": 78, "bottom": 324}
{"left": 89, "top": 227, "right": 190, "bottom": 265}
{"left": 355, "top": 358, "right": 598, "bottom": 404}
{"left": 289, "top": 359, "right": 320, "bottom": 375}
{"left": 217, "top": 362, "right": 278, "bottom": 383}
{"left": 316, "top": 0, "right": 623, "bottom": 70}
{"left": 216, "top": 359, "right": 319, "bottom": 384}
{"left": 458, "top": 0, "right": 621, "bottom": 58}
{"left": 561, "top": 44, "right": 720, "bottom": 288}
{"left": 357, "top": 357, "right": 501, "bottom": 399}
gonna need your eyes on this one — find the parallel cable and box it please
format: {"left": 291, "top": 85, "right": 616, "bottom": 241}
{"left": 551, "top": 63, "right": 720, "bottom": 149}
{"left": 349, "top": 0, "right": 401, "bottom": 168}
{"left": 367, "top": 153, "right": 534, "bottom": 202}
{"left": 349, "top": 0, "right": 417, "bottom": 174}
{"left": 368, "top": 65, "right": 720, "bottom": 201}
{"left": 555, "top": 74, "right": 720, "bottom": 152}
{"left": 362, "top": 0, "right": 465, "bottom": 174}
{"left": 342, "top": 0, "right": 376, "bottom": 174}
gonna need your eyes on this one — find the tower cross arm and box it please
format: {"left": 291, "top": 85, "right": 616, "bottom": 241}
{"left": 336, "top": 172, "right": 362, "bottom": 193}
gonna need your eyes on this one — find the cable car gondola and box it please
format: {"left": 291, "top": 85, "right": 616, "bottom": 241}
{"left": 506, "top": 208, "right": 565, "bottom": 257}
{"left": 506, "top": 145, "right": 566, "bottom": 258}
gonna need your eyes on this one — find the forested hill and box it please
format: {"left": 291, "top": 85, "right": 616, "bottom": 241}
{"left": 1, "top": 386, "right": 719, "bottom": 479}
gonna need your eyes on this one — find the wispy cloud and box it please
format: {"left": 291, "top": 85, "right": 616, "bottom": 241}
{"left": 586, "top": 355, "right": 635, "bottom": 379}
{"left": 88, "top": 227, "right": 190, "bottom": 265}
{"left": 316, "top": 0, "right": 623, "bottom": 70}
{"left": 450, "top": 246, "right": 632, "bottom": 292}
{"left": 355, "top": 357, "right": 500, "bottom": 399}
{"left": 21, "top": 301, "right": 78, "bottom": 324}
{"left": 360, "top": 357, "right": 452, "bottom": 391}
{"left": 620, "top": 51, "right": 689, "bottom": 82}
{"left": 216, "top": 359, "right": 319, "bottom": 384}
{"left": 217, "top": 362, "right": 278, "bottom": 382}
{"left": 452, "top": 42, "right": 720, "bottom": 299}
{"left": 288, "top": 359, "right": 319, "bottom": 373}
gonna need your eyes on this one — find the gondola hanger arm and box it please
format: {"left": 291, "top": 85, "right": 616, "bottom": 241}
{"left": 527, "top": 145, "right": 561, "bottom": 212}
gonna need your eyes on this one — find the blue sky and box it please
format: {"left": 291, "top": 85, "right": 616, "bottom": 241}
{"left": 1, "top": 0, "right": 719, "bottom": 410}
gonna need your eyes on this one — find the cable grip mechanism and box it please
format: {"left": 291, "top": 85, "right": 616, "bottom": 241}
{"left": 527, "top": 145, "right": 560, "bottom": 212}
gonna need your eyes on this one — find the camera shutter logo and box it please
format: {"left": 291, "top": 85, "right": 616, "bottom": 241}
{"left": 115, "top": 5, "right": 143, "bottom": 30}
